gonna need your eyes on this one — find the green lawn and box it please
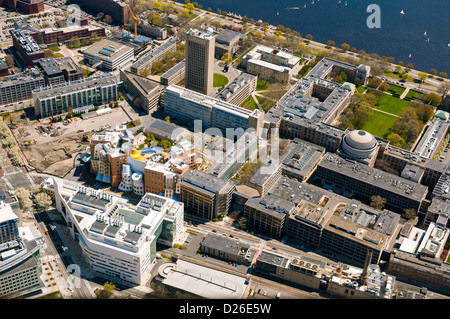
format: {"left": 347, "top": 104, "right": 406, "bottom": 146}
{"left": 240, "top": 96, "right": 258, "bottom": 111}
{"left": 256, "top": 79, "right": 272, "bottom": 91}
{"left": 386, "top": 83, "right": 406, "bottom": 96}
{"left": 375, "top": 93, "right": 410, "bottom": 115}
{"left": 361, "top": 110, "right": 397, "bottom": 138}
{"left": 356, "top": 86, "right": 366, "bottom": 94}
{"left": 213, "top": 73, "right": 229, "bottom": 87}
{"left": 404, "top": 89, "right": 424, "bottom": 100}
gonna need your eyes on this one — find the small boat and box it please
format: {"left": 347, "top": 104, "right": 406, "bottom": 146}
{"left": 448, "top": 44, "right": 450, "bottom": 47}
{"left": 304, "top": 4, "right": 306, "bottom": 8}
{"left": 424, "top": 31, "right": 427, "bottom": 37}
{"left": 425, "top": 38, "right": 430, "bottom": 43}
{"left": 338, "top": 0, "right": 341, "bottom": 4}
{"left": 400, "top": 10, "right": 404, "bottom": 15}
{"left": 408, "top": 54, "right": 412, "bottom": 59}
{"left": 277, "top": 11, "right": 279, "bottom": 16}
{"left": 345, "top": 1, "right": 347, "bottom": 6}
{"left": 311, "top": 0, "right": 314, "bottom": 4}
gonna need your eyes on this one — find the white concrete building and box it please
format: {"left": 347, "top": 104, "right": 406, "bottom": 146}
{"left": 50, "top": 178, "right": 184, "bottom": 286}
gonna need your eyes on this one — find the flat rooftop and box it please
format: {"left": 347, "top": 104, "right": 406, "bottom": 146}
{"left": 83, "top": 39, "right": 134, "bottom": 61}
{"left": 245, "top": 194, "right": 295, "bottom": 219}
{"left": 160, "top": 259, "right": 248, "bottom": 299}
{"left": 318, "top": 153, "right": 428, "bottom": 202}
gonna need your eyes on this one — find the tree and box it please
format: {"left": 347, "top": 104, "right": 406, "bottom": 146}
{"left": 151, "top": 61, "right": 164, "bottom": 74}
{"left": 5, "top": 54, "right": 14, "bottom": 68}
{"left": 34, "top": 192, "right": 52, "bottom": 210}
{"left": 44, "top": 49, "right": 54, "bottom": 58}
{"left": 370, "top": 195, "right": 386, "bottom": 210}
{"left": 165, "top": 116, "right": 171, "bottom": 123}
{"left": 429, "top": 69, "right": 437, "bottom": 76}
{"left": 340, "top": 43, "right": 350, "bottom": 51}
{"left": 153, "top": 1, "right": 162, "bottom": 10}
{"left": 238, "top": 217, "right": 247, "bottom": 230}
{"left": 98, "top": 282, "right": 116, "bottom": 299}
{"left": 103, "top": 15, "right": 113, "bottom": 25}
{"left": 253, "top": 31, "right": 263, "bottom": 40}
{"left": 395, "top": 65, "right": 403, "bottom": 73}
{"left": 406, "top": 63, "right": 414, "bottom": 69}
{"left": 305, "top": 34, "right": 313, "bottom": 40}
{"left": 416, "top": 104, "right": 434, "bottom": 123}
{"left": 140, "top": 69, "right": 150, "bottom": 77}
{"left": 335, "top": 71, "right": 347, "bottom": 84}
{"left": 425, "top": 92, "right": 442, "bottom": 106}
{"left": 184, "top": 2, "right": 195, "bottom": 13}
{"left": 68, "top": 36, "right": 80, "bottom": 48}
{"left": 96, "top": 12, "right": 104, "bottom": 20}
{"left": 402, "top": 208, "right": 417, "bottom": 221}
{"left": 418, "top": 72, "right": 428, "bottom": 83}
{"left": 14, "top": 187, "right": 33, "bottom": 210}
{"left": 220, "top": 52, "right": 232, "bottom": 65}
{"left": 439, "top": 72, "right": 448, "bottom": 79}
{"left": 367, "top": 77, "right": 382, "bottom": 88}
{"left": 401, "top": 73, "right": 409, "bottom": 81}
{"left": 326, "top": 40, "right": 335, "bottom": 47}
{"left": 378, "top": 82, "right": 388, "bottom": 92}
{"left": 387, "top": 133, "right": 405, "bottom": 147}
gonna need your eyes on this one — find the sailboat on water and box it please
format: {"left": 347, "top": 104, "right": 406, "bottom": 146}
{"left": 408, "top": 54, "right": 412, "bottom": 59}
{"left": 400, "top": 10, "right": 405, "bottom": 15}
{"left": 424, "top": 31, "right": 427, "bottom": 37}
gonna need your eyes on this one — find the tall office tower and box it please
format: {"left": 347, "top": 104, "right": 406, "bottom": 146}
{"left": 185, "top": 28, "right": 215, "bottom": 96}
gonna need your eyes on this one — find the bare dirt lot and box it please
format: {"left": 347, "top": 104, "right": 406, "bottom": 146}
{"left": 11, "top": 107, "right": 132, "bottom": 176}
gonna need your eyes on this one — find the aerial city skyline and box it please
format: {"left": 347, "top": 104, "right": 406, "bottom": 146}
{"left": 0, "top": 0, "right": 449, "bottom": 310}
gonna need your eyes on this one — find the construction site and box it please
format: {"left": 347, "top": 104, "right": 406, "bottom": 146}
{"left": 9, "top": 107, "right": 132, "bottom": 176}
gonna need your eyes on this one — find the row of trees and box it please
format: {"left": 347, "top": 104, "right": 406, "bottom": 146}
{"left": 0, "top": 116, "right": 22, "bottom": 166}
{"left": 14, "top": 185, "right": 53, "bottom": 211}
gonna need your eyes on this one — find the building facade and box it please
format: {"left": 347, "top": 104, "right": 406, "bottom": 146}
{"left": 185, "top": 29, "right": 215, "bottom": 96}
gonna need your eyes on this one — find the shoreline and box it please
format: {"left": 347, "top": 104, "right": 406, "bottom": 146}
{"left": 178, "top": 0, "right": 449, "bottom": 76}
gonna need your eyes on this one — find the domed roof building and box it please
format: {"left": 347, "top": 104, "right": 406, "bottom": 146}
{"left": 339, "top": 129, "right": 380, "bottom": 166}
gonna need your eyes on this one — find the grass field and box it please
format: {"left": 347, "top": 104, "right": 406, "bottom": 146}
{"left": 256, "top": 79, "right": 272, "bottom": 91}
{"left": 361, "top": 110, "right": 397, "bottom": 138}
{"left": 356, "top": 86, "right": 366, "bottom": 94}
{"left": 240, "top": 96, "right": 258, "bottom": 110}
{"left": 386, "top": 83, "right": 406, "bottom": 96}
{"left": 375, "top": 93, "right": 410, "bottom": 115}
{"left": 213, "top": 73, "right": 229, "bottom": 87}
{"left": 404, "top": 89, "right": 424, "bottom": 100}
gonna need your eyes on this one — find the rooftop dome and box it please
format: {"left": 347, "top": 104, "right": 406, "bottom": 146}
{"left": 341, "top": 130, "right": 377, "bottom": 159}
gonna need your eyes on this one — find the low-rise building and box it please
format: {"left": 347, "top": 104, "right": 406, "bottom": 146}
{"left": 32, "top": 73, "right": 118, "bottom": 117}
{"left": 244, "top": 194, "right": 296, "bottom": 238}
{"left": 0, "top": 70, "right": 45, "bottom": 106}
{"left": 200, "top": 233, "right": 257, "bottom": 265}
{"left": 164, "top": 84, "right": 265, "bottom": 137}
{"left": 214, "top": 29, "right": 243, "bottom": 59}
{"left": 34, "top": 57, "right": 83, "bottom": 86}
{"left": 82, "top": 39, "right": 135, "bottom": 71}
{"left": 180, "top": 169, "right": 235, "bottom": 220}
{"left": 160, "top": 60, "right": 185, "bottom": 86}
{"left": 12, "top": 29, "right": 44, "bottom": 67}
{"left": 214, "top": 72, "right": 257, "bottom": 106}
{"left": 120, "top": 69, "right": 164, "bottom": 114}
{"left": 130, "top": 40, "right": 177, "bottom": 75}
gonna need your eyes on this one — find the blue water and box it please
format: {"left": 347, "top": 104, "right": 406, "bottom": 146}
{"left": 194, "top": 0, "right": 450, "bottom": 74}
